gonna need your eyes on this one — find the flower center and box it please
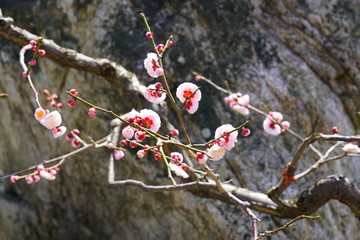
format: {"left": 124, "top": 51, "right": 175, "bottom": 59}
{"left": 152, "top": 59, "right": 159, "bottom": 71}
{"left": 183, "top": 90, "right": 193, "bottom": 99}
{"left": 143, "top": 117, "right": 153, "bottom": 128}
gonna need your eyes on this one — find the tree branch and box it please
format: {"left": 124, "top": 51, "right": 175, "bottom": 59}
{"left": 0, "top": 14, "right": 139, "bottom": 87}
{"left": 268, "top": 133, "right": 360, "bottom": 201}
{"left": 295, "top": 175, "right": 360, "bottom": 217}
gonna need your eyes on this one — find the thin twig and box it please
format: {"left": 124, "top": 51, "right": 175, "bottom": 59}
{"left": 192, "top": 71, "right": 229, "bottom": 94}
{"left": 19, "top": 44, "right": 42, "bottom": 109}
{"left": 256, "top": 215, "right": 319, "bottom": 240}
{"left": 0, "top": 135, "right": 108, "bottom": 181}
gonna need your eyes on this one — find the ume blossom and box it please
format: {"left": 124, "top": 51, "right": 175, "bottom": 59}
{"left": 263, "top": 111, "right": 290, "bottom": 136}
{"left": 123, "top": 109, "right": 162, "bottom": 142}
{"left": 206, "top": 124, "right": 238, "bottom": 161}
{"left": 40, "top": 110, "right": 62, "bottom": 130}
{"left": 224, "top": 92, "right": 250, "bottom": 116}
{"left": 140, "top": 82, "right": 166, "bottom": 104}
{"left": 176, "top": 82, "right": 202, "bottom": 114}
{"left": 144, "top": 52, "right": 164, "bottom": 78}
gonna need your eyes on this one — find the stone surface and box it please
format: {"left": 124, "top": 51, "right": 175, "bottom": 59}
{"left": 0, "top": 0, "right": 360, "bottom": 239}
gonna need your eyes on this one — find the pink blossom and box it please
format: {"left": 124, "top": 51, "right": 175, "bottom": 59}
{"left": 29, "top": 40, "right": 37, "bottom": 46}
{"left": 332, "top": 126, "right": 339, "bottom": 134}
{"left": 184, "top": 100, "right": 199, "bottom": 114}
{"left": 139, "top": 109, "right": 161, "bottom": 132}
{"left": 176, "top": 82, "right": 201, "bottom": 102}
{"left": 170, "top": 152, "right": 183, "bottom": 163}
{"left": 33, "top": 175, "right": 40, "bottom": 182}
{"left": 140, "top": 83, "right": 166, "bottom": 104}
{"left": 40, "top": 110, "right": 62, "bottom": 130}
{"left": 237, "top": 94, "right": 250, "bottom": 106}
{"left": 29, "top": 59, "right": 37, "bottom": 66}
{"left": 34, "top": 108, "right": 47, "bottom": 121}
{"left": 206, "top": 143, "right": 226, "bottom": 161}
{"left": 196, "top": 153, "right": 208, "bottom": 164}
{"left": 53, "top": 126, "right": 67, "bottom": 138}
{"left": 37, "top": 165, "right": 45, "bottom": 172}
{"left": 155, "top": 68, "right": 164, "bottom": 76}
{"left": 125, "top": 109, "right": 140, "bottom": 121}
{"left": 137, "top": 150, "right": 146, "bottom": 158}
{"left": 71, "top": 138, "right": 81, "bottom": 148}
{"left": 39, "top": 170, "right": 56, "bottom": 181}
{"left": 342, "top": 143, "right": 360, "bottom": 153}
{"left": 38, "top": 49, "right": 46, "bottom": 56}
{"left": 157, "top": 44, "right": 165, "bottom": 53}
{"left": 88, "top": 107, "right": 96, "bottom": 116}
{"left": 176, "top": 82, "right": 202, "bottom": 114}
{"left": 145, "top": 32, "right": 152, "bottom": 38}
{"left": 242, "top": 128, "right": 251, "bottom": 137}
{"left": 224, "top": 93, "right": 250, "bottom": 116}
{"left": 154, "top": 153, "right": 162, "bottom": 161}
{"left": 67, "top": 99, "right": 76, "bottom": 107}
{"left": 214, "top": 124, "right": 238, "bottom": 151}
{"left": 120, "top": 140, "right": 128, "bottom": 146}
{"left": 49, "top": 169, "right": 57, "bottom": 176}
{"left": 169, "top": 162, "right": 189, "bottom": 178}
{"left": 25, "top": 176, "right": 34, "bottom": 184}
{"left": 144, "top": 52, "right": 163, "bottom": 78}
{"left": 10, "top": 175, "right": 19, "bottom": 183}
{"left": 232, "top": 105, "right": 249, "bottom": 115}
{"left": 281, "top": 121, "right": 290, "bottom": 130}
{"left": 268, "top": 111, "right": 283, "bottom": 122}
{"left": 263, "top": 118, "right": 282, "bottom": 136}
{"left": 263, "top": 111, "right": 288, "bottom": 136}
{"left": 114, "top": 149, "right": 125, "bottom": 160}
{"left": 134, "top": 130, "right": 146, "bottom": 142}
{"left": 122, "top": 125, "right": 135, "bottom": 139}
{"left": 169, "top": 129, "right": 179, "bottom": 137}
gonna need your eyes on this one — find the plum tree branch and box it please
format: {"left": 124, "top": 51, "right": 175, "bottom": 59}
{"left": 268, "top": 133, "right": 360, "bottom": 202}
{"left": 107, "top": 120, "right": 360, "bottom": 219}
{"left": 0, "top": 14, "right": 139, "bottom": 88}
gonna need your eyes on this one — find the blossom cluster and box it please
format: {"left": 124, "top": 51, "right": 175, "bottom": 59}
{"left": 263, "top": 111, "right": 290, "bottom": 136}
{"left": 140, "top": 82, "right": 166, "bottom": 104}
{"left": 169, "top": 152, "right": 189, "bottom": 178}
{"left": 65, "top": 129, "right": 82, "bottom": 148}
{"left": 34, "top": 108, "right": 66, "bottom": 138}
{"left": 224, "top": 92, "right": 250, "bottom": 115}
{"left": 11, "top": 164, "right": 59, "bottom": 184}
{"left": 118, "top": 109, "right": 162, "bottom": 160}
{"left": 22, "top": 40, "right": 46, "bottom": 78}
{"left": 123, "top": 109, "right": 161, "bottom": 138}
{"left": 42, "top": 89, "right": 63, "bottom": 109}
{"left": 205, "top": 124, "right": 238, "bottom": 161}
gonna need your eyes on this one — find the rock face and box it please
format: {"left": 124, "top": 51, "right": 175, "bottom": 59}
{"left": 0, "top": 0, "right": 359, "bottom": 239}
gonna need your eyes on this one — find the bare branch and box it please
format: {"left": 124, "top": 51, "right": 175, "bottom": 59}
{"left": 295, "top": 175, "right": 360, "bottom": 217}
{"left": 0, "top": 15, "right": 139, "bottom": 87}
{"left": 269, "top": 134, "right": 360, "bottom": 201}
{"left": 256, "top": 215, "right": 319, "bottom": 240}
